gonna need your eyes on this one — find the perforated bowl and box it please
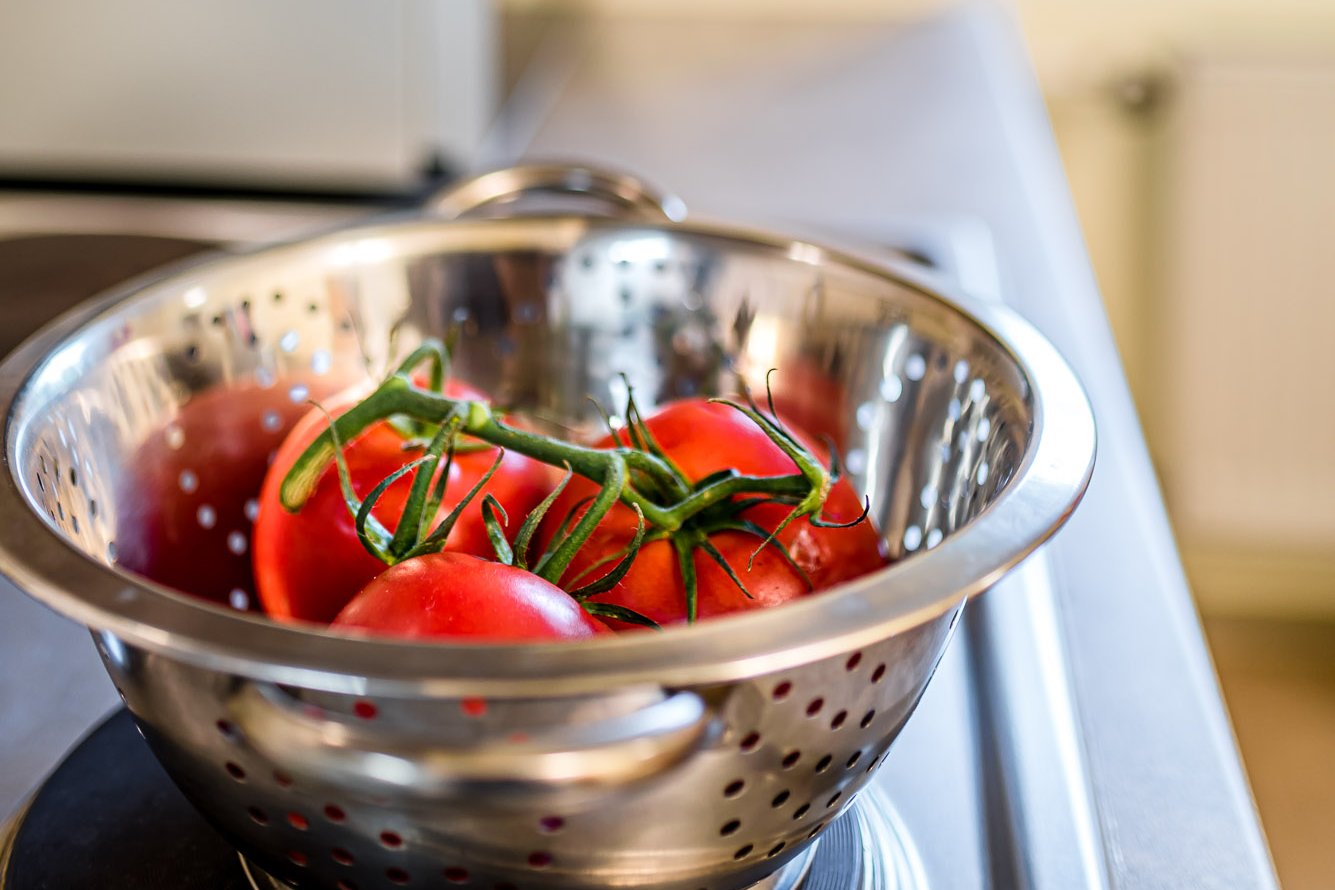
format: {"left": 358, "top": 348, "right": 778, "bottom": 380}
{"left": 0, "top": 165, "right": 1094, "bottom": 890}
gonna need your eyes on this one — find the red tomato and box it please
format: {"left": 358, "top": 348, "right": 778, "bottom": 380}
{"left": 115, "top": 378, "right": 344, "bottom": 610}
{"left": 331, "top": 552, "right": 607, "bottom": 641}
{"left": 253, "top": 380, "right": 555, "bottom": 624}
{"left": 764, "top": 357, "right": 851, "bottom": 453}
{"left": 546, "top": 399, "right": 888, "bottom": 629}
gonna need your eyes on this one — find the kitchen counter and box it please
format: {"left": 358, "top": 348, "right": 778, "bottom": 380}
{"left": 0, "top": 4, "right": 1277, "bottom": 888}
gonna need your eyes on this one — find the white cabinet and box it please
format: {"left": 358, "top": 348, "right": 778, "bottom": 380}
{"left": 0, "top": 0, "right": 496, "bottom": 189}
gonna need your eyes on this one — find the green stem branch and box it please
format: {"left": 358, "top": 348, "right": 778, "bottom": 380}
{"left": 281, "top": 374, "right": 831, "bottom": 540}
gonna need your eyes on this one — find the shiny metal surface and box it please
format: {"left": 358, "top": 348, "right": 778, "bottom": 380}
{"left": 0, "top": 165, "right": 1093, "bottom": 889}
{"left": 428, "top": 161, "right": 688, "bottom": 223}
{"left": 236, "top": 778, "right": 925, "bottom": 890}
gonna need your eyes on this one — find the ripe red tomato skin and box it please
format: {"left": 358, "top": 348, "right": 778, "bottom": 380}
{"left": 115, "top": 379, "right": 330, "bottom": 609}
{"left": 332, "top": 553, "right": 608, "bottom": 641}
{"left": 547, "top": 400, "right": 889, "bottom": 629}
{"left": 253, "top": 380, "right": 555, "bottom": 625}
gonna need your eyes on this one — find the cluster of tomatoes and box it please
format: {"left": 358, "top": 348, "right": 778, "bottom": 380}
{"left": 249, "top": 350, "right": 888, "bottom": 643}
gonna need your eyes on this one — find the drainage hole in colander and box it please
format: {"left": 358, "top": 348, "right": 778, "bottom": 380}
{"left": 781, "top": 750, "right": 801, "bottom": 769}
{"left": 814, "top": 754, "right": 832, "bottom": 773}
{"left": 771, "top": 790, "right": 790, "bottom": 808}
{"left": 845, "top": 652, "right": 862, "bottom": 671}
{"left": 35, "top": 474, "right": 44, "bottom": 493}
{"left": 807, "top": 822, "right": 827, "bottom": 839}
{"left": 829, "top": 710, "right": 848, "bottom": 730}
{"left": 272, "top": 290, "right": 284, "bottom": 304}
{"left": 216, "top": 719, "right": 238, "bottom": 740}
{"left": 804, "top": 697, "right": 824, "bottom": 717}
{"left": 287, "top": 850, "right": 308, "bottom": 867}
{"left": 68, "top": 466, "right": 77, "bottom": 487}
{"left": 274, "top": 770, "right": 294, "bottom": 788}
{"left": 767, "top": 842, "right": 787, "bottom": 858}
{"left": 719, "top": 820, "right": 741, "bottom": 837}
{"left": 379, "top": 831, "right": 403, "bottom": 849}
{"left": 460, "top": 697, "right": 487, "bottom": 717}
{"left": 288, "top": 811, "right": 309, "bottom": 830}
{"left": 792, "top": 803, "right": 810, "bottom": 820}
{"left": 444, "top": 867, "right": 469, "bottom": 883}
{"left": 386, "top": 867, "right": 410, "bottom": 885}
{"left": 870, "top": 664, "right": 886, "bottom": 683}
{"left": 723, "top": 779, "right": 745, "bottom": 798}
{"left": 332, "top": 848, "right": 355, "bottom": 866}
{"left": 185, "top": 344, "right": 200, "bottom": 363}
{"left": 739, "top": 731, "right": 761, "bottom": 752}
{"left": 325, "top": 804, "right": 347, "bottom": 822}
{"left": 528, "top": 851, "right": 553, "bottom": 868}
{"left": 772, "top": 681, "right": 793, "bottom": 701}
{"left": 538, "top": 815, "right": 565, "bottom": 833}
{"left": 846, "top": 750, "right": 862, "bottom": 769}
{"left": 354, "top": 699, "right": 379, "bottom": 720}
{"left": 860, "top": 710, "right": 877, "bottom": 729}
{"left": 733, "top": 844, "right": 754, "bottom": 861}
{"left": 826, "top": 791, "right": 842, "bottom": 809}
{"left": 247, "top": 806, "right": 269, "bottom": 825}
{"left": 224, "top": 762, "right": 246, "bottom": 781}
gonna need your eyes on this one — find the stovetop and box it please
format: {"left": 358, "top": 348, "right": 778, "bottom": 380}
{"left": 0, "top": 710, "right": 253, "bottom": 889}
{"left": 0, "top": 710, "right": 926, "bottom": 890}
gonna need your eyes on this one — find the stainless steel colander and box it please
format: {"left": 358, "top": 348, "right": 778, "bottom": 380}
{"left": 0, "top": 165, "right": 1094, "bottom": 890}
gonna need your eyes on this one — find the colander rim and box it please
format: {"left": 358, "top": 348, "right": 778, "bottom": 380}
{"left": 0, "top": 213, "right": 1096, "bottom": 695}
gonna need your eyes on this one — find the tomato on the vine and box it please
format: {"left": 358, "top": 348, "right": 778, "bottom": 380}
{"left": 253, "top": 379, "right": 554, "bottom": 624}
{"left": 544, "top": 398, "right": 889, "bottom": 629}
{"left": 332, "top": 552, "right": 608, "bottom": 641}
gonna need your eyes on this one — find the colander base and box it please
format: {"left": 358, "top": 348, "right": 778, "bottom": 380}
{"left": 0, "top": 709, "right": 926, "bottom": 890}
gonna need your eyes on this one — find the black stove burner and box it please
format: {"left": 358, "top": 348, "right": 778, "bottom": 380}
{"left": 2, "top": 710, "right": 921, "bottom": 890}
{"left": 1, "top": 709, "right": 250, "bottom": 889}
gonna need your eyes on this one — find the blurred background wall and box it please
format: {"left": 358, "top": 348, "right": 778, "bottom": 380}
{"left": 503, "top": 0, "right": 1335, "bottom": 622}
{"left": 495, "top": 4, "right": 1335, "bottom": 885}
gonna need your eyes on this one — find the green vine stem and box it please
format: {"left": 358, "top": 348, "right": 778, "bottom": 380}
{"left": 280, "top": 373, "right": 832, "bottom": 536}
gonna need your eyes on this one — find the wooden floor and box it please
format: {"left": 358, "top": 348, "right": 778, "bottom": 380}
{"left": 1204, "top": 617, "right": 1335, "bottom": 889}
